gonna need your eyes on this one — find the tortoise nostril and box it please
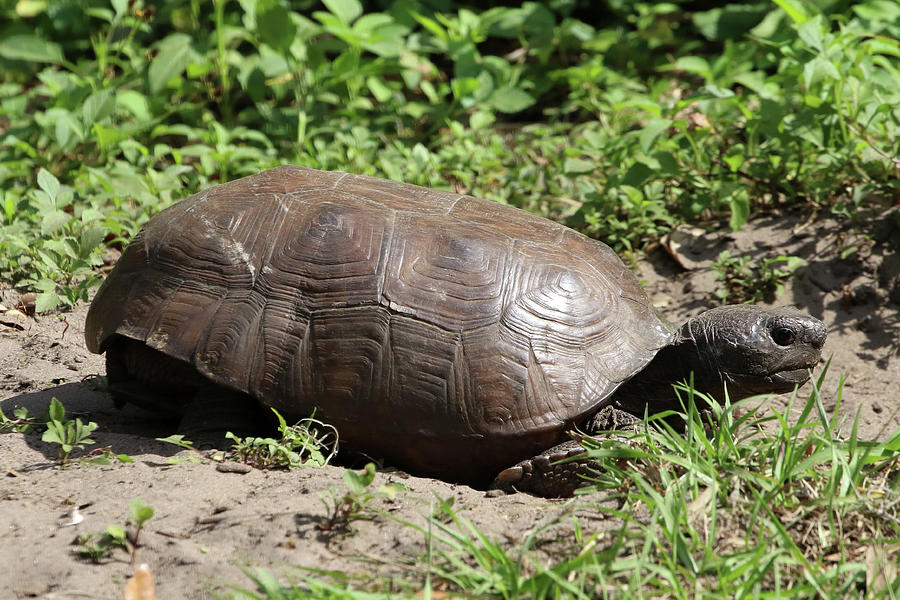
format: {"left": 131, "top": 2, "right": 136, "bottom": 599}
{"left": 772, "top": 327, "right": 796, "bottom": 346}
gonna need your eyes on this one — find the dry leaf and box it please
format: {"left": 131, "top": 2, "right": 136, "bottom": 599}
{"left": 865, "top": 544, "right": 898, "bottom": 596}
{"left": 0, "top": 308, "right": 29, "bottom": 330}
{"left": 124, "top": 563, "right": 156, "bottom": 600}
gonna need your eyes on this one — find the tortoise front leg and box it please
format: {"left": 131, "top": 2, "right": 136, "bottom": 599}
{"left": 488, "top": 405, "right": 642, "bottom": 497}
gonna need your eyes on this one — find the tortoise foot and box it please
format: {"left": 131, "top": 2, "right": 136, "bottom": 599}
{"left": 489, "top": 440, "right": 592, "bottom": 498}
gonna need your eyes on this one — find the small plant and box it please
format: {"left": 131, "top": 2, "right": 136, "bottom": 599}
{"left": 72, "top": 498, "right": 154, "bottom": 566}
{"left": 711, "top": 250, "right": 806, "bottom": 304}
{"left": 318, "top": 463, "right": 406, "bottom": 535}
{"left": 127, "top": 498, "right": 154, "bottom": 566}
{"left": 73, "top": 526, "right": 128, "bottom": 563}
{"left": 226, "top": 409, "right": 338, "bottom": 470}
{"left": 40, "top": 398, "right": 97, "bottom": 464}
{"left": 81, "top": 446, "right": 135, "bottom": 465}
{"left": 155, "top": 434, "right": 196, "bottom": 450}
{"left": 0, "top": 405, "right": 40, "bottom": 433}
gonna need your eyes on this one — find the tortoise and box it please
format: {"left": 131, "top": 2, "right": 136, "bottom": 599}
{"left": 85, "top": 166, "right": 827, "bottom": 496}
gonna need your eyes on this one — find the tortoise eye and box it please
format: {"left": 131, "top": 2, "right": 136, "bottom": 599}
{"left": 772, "top": 327, "right": 796, "bottom": 346}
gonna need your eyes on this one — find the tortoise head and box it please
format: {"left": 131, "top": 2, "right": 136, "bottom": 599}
{"left": 682, "top": 305, "right": 827, "bottom": 400}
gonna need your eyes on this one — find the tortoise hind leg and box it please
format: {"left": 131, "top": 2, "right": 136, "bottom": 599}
{"left": 176, "top": 385, "right": 266, "bottom": 450}
{"left": 105, "top": 337, "right": 208, "bottom": 416}
{"left": 104, "top": 336, "right": 266, "bottom": 448}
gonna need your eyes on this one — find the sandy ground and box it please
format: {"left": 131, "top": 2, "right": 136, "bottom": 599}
{"left": 1, "top": 207, "right": 898, "bottom": 599}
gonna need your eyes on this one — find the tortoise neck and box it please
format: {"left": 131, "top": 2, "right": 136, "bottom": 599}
{"left": 608, "top": 335, "right": 721, "bottom": 417}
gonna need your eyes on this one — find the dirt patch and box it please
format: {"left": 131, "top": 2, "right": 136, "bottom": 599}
{"left": 2, "top": 209, "right": 898, "bottom": 599}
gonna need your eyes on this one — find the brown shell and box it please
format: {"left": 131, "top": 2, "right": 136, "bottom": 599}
{"left": 85, "top": 166, "right": 673, "bottom": 482}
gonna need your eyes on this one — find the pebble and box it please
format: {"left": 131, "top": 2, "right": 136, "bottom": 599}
{"left": 216, "top": 462, "right": 252, "bottom": 474}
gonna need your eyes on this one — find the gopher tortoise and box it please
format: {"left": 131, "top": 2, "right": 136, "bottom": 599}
{"left": 85, "top": 166, "right": 826, "bottom": 496}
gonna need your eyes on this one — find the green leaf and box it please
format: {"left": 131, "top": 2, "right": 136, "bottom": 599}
{"left": 148, "top": 33, "right": 194, "bottom": 93}
{"left": 796, "top": 16, "right": 825, "bottom": 52}
{"left": 130, "top": 498, "right": 155, "bottom": 525}
{"left": 343, "top": 463, "right": 376, "bottom": 494}
{"left": 622, "top": 162, "right": 655, "bottom": 187}
{"left": 116, "top": 90, "right": 151, "bottom": 121}
{"left": 322, "top": 0, "right": 362, "bottom": 25}
{"left": 469, "top": 110, "right": 495, "bottom": 130}
{"left": 803, "top": 55, "right": 840, "bottom": 89}
{"left": 854, "top": 1, "right": 900, "bottom": 22}
{"left": 771, "top": 0, "right": 809, "bottom": 24}
{"left": 256, "top": 0, "right": 296, "bottom": 53}
{"left": 563, "top": 157, "right": 595, "bottom": 174}
{"left": 723, "top": 147, "right": 744, "bottom": 172}
{"left": 366, "top": 76, "right": 393, "bottom": 102}
{"left": 37, "top": 169, "right": 60, "bottom": 202}
{"left": 156, "top": 434, "right": 195, "bottom": 449}
{"left": 489, "top": 87, "right": 534, "bottom": 113}
{"left": 451, "top": 77, "right": 481, "bottom": 100}
{"left": 673, "top": 56, "right": 712, "bottom": 78}
{"left": 82, "top": 90, "right": 115, "bottom": 125}
{"left": 692, "top": 5, "right": 768, "bottom": 41}
{"left": 728, "top": 192, "right": 750, "bottom": 231}
{"left": 639, "top": 118, "right": 672, "bottom": 154}
{"left": 271, "top": 408, "right": 288, "bottom": 431}
{"left": 0, "top": 35, "right": 63, "bottom": 62}
{"left": 41, "top": 421, "right": 64, "bottom": 445}
{"left": 105, "top": 525, "right": 127, "bottom": 542}
{"left": 48, "top": 398, "right": 65, "bottom": 423}
{"left": 79, "top": 225, "right": 107, "bottom": 258}
{"left": 16, "top": 0, "right": 47, "bottom": 17}
{"left": 40, "top": 209, "right": 70, "bottom": 235}
{"left": 35, "top": 291, "right": 61, "bottom": 313}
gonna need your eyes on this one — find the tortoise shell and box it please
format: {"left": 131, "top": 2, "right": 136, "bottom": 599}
{"left": 85, "top": 166, "right": 673, "bottom": 482}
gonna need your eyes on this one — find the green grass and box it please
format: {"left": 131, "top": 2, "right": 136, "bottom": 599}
{"left": 230, "top": 375, "right": 900, "bottom": 599}
{"left": 1, "top": 0, "right": 898, "bottom": 310}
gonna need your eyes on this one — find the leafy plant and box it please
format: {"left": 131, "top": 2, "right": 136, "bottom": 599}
{"left": 73, "top": 526, "right": 129, "bottom": 563}
{"left": 318, "top": 463, "right": 406, "bottom": 535}
{"left": 226, "top": 409, "right": 338, "bottom": 470}
{"left": 127, "top": 498, "right": 154, "bottom": 566}
{"left": 0, "top": 0, "right": 897, "bottom": 310}
{"left": 155, "top": 434, "right": 196, "bottom": 450}
{"left": 72, "top": 498, "right": 155, "bottom": 566}
{"left": 81, "top": 446, "right": 135, "bottom": 465}
{"left": 711, "top": 250, "right": 807, "bottom": 303}
{"left": 40, "top": 398, "right": 97, "bottom": 464}
{"left": 0, "top": 405, "right": 41, "bottom": 434}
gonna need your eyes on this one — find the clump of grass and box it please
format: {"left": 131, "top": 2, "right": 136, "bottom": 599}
{"left": 318, "top": 463, "right": 407, "bottom": 536}
{"left": 231, "top": 372, "right": 900, "bottom": 598}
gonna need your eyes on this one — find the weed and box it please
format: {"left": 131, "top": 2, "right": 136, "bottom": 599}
{"left": 81, "top": 446, "right": 135, "bottom": 465}
{"left": 72, "top": 498, "right": 155, "bottom": 567}
{"left": 711, "top": 250, "right": 806, "bottom": 304}
{"left": 155, "top": 434, "right": 196, "bottom": 450}
{"left": 0, "top": 405, "right": 41, "bottom": 434}
{"left": 40, "top": 398, "right": 97, "bottom": 464}
{"left": 127, "top": 498, "right": 154, "bottom": 566}
{"left": 73, "top": 526, "right": 128, "bottom": 563}
{"left": 226, "top": 409, "right": 338, "bottom": 470}
{"left": 318, "top": 463, "right": 406, "bottom": 535}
